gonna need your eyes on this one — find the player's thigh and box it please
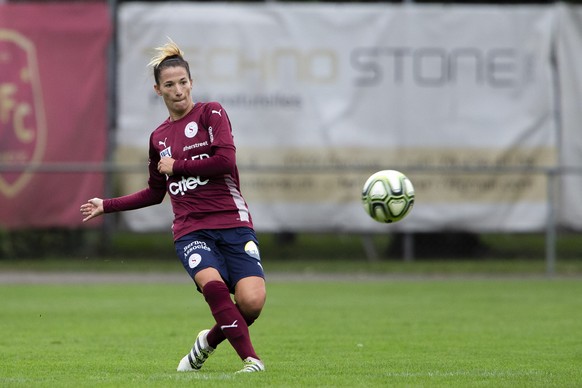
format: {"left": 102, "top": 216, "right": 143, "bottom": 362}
{"left": 220, "top": 228, "right": 265, "bottom": 284}
{"left": 174, "top": 231, "right": 229, "bottom": 289}
{"left": 194, "top": 267, "right": 225, "bottom": 290}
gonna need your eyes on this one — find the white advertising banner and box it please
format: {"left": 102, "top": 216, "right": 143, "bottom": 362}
{"left": 117, "top": 4, "right": 557, "bottom": 233}
{"left": 556, "top": 4, "right": 582, "bottom": 230}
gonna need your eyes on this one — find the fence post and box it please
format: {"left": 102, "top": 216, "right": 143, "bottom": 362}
{"left": 545, "top": 168, "right": 557, "bottom": 277}
{"left": 403, "top": 232, "right": 414, "bottom": 262}
{"left": 361, "top": 234, "right": 379, "bottom": 262}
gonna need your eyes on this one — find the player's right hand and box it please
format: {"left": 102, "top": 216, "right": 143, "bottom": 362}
{"left": 80, "top": 198, "right": 104, "bottom": 222}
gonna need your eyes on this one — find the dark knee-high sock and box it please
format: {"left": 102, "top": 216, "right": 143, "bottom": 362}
{"left": 207, "top": 304, "right": 255, "bottom": 349}
{"left": 202, "top": 281, "right": 258, "bottom": 360}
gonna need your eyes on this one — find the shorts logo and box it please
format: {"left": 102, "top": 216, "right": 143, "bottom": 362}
{"left": 244, "top": 241, "right": 261, "bottom": 260}
{"left": 188, "top": 253, "right": 202, "bottom": 269}
{"left": 184, "top": 240, "right": 211, "bottom": 253}
{"left": 184, "top": 121, "right": 198, "bottom": 138}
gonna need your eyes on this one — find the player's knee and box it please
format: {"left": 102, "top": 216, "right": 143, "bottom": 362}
{"left": 237, "top": 292, "right": 266, "bottom": 321}
{"left": 242, "top": 306, "right": 262, "bottom": 324}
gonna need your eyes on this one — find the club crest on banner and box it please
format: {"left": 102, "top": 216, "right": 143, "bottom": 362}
{"left": 0, "top": 29, "right": 47, "bottom": 198}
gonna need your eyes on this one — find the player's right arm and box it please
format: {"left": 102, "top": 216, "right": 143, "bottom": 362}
{"left": 80, "top": 197, "right": 104, "bottom": 222}
{"left": 80, "top": 134, "right": 167, "bottom": 222}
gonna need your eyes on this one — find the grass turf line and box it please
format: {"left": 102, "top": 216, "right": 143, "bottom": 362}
{"left": 0, "top": 280, "right": 581, "bottom": 387}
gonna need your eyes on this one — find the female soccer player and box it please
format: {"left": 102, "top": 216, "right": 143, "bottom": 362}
{"left": 80, "top": 39, "right": 266, "bottom": 373}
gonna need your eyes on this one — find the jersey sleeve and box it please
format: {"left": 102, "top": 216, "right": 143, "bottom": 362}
{"left": 172, "top": 102, "right": 236, "bottom": 177}
{"left": 103, "top": 134, "right": 167, "bottom": 213}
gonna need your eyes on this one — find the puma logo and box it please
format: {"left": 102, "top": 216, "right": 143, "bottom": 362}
{"left": 220, "top": 320, "right": 238, "bottom": 330}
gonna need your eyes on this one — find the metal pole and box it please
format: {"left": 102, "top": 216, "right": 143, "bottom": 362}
{"left": 546, "top": 22, "right": 561, "bottom": 278}
{"left": 545, "top": 169, "right": 557, "bottom": 277}
{"left": 101, "top": 0, "right": 119, "bottom": 254}
{"left": 361, "top": 234, "right": 379, "bottom": 262}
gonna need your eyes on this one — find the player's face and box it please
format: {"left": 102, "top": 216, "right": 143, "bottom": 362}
{"left": 154, "top": 66, "right": 193, "bottom": 120}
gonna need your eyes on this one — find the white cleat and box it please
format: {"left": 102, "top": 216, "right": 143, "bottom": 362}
{"left": 177, "top": 329, "right": 215, "bottom": 372}
{"left": 236, "top": 357, "right": 265, "bottom": 373}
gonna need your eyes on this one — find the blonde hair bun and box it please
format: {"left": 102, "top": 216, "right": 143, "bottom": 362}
{"left": 148, "top": 37, "right": 184, "bottom": 69}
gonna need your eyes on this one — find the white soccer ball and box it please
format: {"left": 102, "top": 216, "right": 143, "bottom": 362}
{"left": 361, "top": 170, "right": 415, "bottom": 223}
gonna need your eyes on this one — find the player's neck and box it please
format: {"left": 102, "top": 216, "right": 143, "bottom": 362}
{"left": 169, "top": 102, "right": 195, "bottom": 122}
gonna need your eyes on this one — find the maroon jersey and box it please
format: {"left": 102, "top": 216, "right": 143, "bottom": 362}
{"left": 103, "top": 102, "right": 253, "bottom": 240}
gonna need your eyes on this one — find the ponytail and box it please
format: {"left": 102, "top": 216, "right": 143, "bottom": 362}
{"left": 148, "top": 38, "right": 191, "bottom": 85}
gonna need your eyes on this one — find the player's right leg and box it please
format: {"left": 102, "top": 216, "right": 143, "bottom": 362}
{"left": 176, "top": 266, "right": 225, "bottom": 372}
{"left": 175, "top": 232, "right": 225, "bottom": 372}
{"left": 176, "top": 329, "right": 214, "bottom": 372}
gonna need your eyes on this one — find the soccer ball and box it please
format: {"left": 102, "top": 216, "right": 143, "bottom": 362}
{"left": 361, "top": 170, "right": 415, "bottom": 223}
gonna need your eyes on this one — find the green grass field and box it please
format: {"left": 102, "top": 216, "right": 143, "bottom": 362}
{"left": 1, "top": 278, "right": 581, "bottom": 387}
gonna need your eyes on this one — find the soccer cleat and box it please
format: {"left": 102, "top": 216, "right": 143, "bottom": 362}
{"left": 236, "top": 357, "right": 265, "bottom": 373}
{"left": 176, "top": 329, "right": 215, "bottom": 372}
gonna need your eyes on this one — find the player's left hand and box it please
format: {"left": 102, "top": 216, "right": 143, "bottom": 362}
{"left": 158, "top": 157, "right": 175, "bottom": 176}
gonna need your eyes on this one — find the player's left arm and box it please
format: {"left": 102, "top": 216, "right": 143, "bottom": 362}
{"left": 170, "top": 102, "right": 236, "bottom": 177}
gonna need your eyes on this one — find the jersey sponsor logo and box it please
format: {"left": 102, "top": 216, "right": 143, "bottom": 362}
{"left": 183, "top": 141, "right": 208, "bottom": 152}
{"left": 208, "top": 126, "right": 214, "bottom": 143}
{"left": 169, "top": 176, "right": 209, "bottom": 196}
{"left": 211, "top": 109, "right": 222, "bottom": 117}
{"left": 160, "top": 147, "right": 172, "bottom": 158}
{"left": 184, "top": 121, "right": 198, "bottom": 138}
{"left": 188, "top": 253, "right": 202, "bottom": 269}
{"left": 244, "top": 241, "right": 261, "bottom": 260}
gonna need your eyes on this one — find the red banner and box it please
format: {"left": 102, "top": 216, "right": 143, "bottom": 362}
{"left": 0, "top": 3, "right": 111, "bottom": 228}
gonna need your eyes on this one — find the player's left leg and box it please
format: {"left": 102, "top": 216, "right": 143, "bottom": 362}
{"left": 178, "top": 269, "right": 261, "bottom": 372}
{"left": 234, "top": 276, "right": 266, "bottom": 323}
{"left": 203, "top": 227, "right": 266, "bottom": 372}
{"left": 233, "top": 276, "right": 266, "bottom": 373}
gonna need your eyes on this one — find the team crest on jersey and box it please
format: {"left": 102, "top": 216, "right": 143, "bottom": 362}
{"left": 185, "top": 121, "right": 198, "bottom": 138}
